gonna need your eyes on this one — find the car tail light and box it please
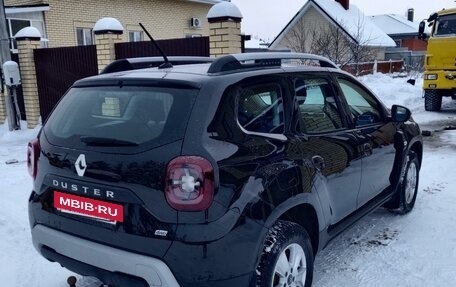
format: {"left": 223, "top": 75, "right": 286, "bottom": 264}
{"left": 165, "top": 156, "right": 214, "bottom": 211}
{"left": 27, "top": 138, "right": 40, "bottom": 179}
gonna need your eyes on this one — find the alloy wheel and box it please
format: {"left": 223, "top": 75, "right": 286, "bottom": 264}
{"left": 272, "top": 243, "right": 307, "bottom": 287}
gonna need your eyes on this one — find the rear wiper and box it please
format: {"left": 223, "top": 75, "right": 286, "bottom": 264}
{"left": 80, "top": 136, "right": 138, "bottom": 146}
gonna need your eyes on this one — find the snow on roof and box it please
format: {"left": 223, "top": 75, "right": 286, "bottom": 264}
{"left": 93, "top": 17, "right": 124, "bottom": 34}
{"left": 207, "top": 1, "right": 242, "bottom": 19}
{"left": 312, "top": 0, "right": 396, "bottom": 47}
{"left": 185, "top": 0, "right": 222, "bottom": 4}
{"left": 245, "top": 38, "right": 269, "bottom": 49}
{"left": 270, "top": 0, "right": 396, "bottom": 48}
{"left": 370, "top": 14, "right": 426, "bottom": 35}
{"left": 14, "top": 26, "right": 41, "bottom": 39}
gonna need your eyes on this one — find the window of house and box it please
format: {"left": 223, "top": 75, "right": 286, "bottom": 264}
{"left": 128, "top": 31, "right": 143, "bottom": 42}
{"left": 6, "top": 18, "right": 46, "bottom": 52}
{"left": 237, "top": 82, "right": 284, "bottom": 134}
{"left": 76, "top": 28, "right": 93, "bottom": 46}
{"left": 295, "top": 77, "right": 344, "bottom": 134}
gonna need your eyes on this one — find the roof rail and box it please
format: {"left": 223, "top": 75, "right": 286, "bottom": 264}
{"left": 101, "top": 56, "right": 214, "bottom": 74}
{"left": 207, "top": 52, "right": 339, "bottom": 74}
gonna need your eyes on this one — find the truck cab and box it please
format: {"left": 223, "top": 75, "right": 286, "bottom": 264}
{"left": 419, "top": 8, "right": 456, "bottom": 111}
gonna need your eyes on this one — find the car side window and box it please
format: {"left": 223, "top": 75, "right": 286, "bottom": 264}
{"left": 237, "top": 83, "right": 284, "bottom": 134}
{"left": 294, "top": 77, "right": 344, "bottom": 134}
{"left": 336, "top": 78, "right": 382, "bottom": 127}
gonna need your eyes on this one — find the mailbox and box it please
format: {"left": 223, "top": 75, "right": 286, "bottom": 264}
{"left": 2, "top": 61, "right": 21, "bottom": 86}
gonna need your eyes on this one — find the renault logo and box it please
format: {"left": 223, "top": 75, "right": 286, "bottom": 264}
{"left": 75, "top": 154, "right": 87, "bottom": 177}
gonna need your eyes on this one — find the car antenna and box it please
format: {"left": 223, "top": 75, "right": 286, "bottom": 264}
{"left": 139, "top": 22, "right": 173, "bottom": 69}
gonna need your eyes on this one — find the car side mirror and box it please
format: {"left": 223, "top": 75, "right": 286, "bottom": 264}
{"left": 391, "top": 105, "right": 411, "bottom": 122}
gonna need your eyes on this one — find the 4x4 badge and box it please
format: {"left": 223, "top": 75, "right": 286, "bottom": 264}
{"left": 75, "top": 154, "right": 87, "bottom": 177}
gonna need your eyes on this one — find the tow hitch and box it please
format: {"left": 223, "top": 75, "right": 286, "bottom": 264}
{"left": 67, "top": 276, "right": 108, "bottom": 287}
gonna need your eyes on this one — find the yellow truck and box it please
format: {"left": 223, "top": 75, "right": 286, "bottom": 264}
{"left": 419, "top": 8, "right": 456, "bottom": 111}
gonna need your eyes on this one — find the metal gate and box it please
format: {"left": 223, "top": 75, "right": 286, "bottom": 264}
{"left": 34, "top": 45, "right": 98, "bottom": 121}
{"left": 115, "top": 37, "right": 209, "bottom": 59}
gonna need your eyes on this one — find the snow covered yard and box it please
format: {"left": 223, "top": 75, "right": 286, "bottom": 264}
{"left": 0, "top": 74, "right": 455, "bottom": 286}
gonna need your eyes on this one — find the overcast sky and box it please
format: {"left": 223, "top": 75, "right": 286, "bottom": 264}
{"left": 230, "top": 0, "right": 456, "bottom": 41}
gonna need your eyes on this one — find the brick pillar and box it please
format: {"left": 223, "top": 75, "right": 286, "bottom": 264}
{"left": 0, "top": 90, "right": 6, "bottom": 123}
{"left": 93, "top": 18, "right": 124, "bottom": 73}
{"left": 207, "top": 2, "right": 243, "bottom": 58}
{"left": 15, "top": 27, "right": 42, "bottom": 128}
{"left": 95, "top": 34, "right": 123, "bottom": 73}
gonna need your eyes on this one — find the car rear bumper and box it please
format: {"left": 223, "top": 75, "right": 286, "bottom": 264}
{"left": 32, "top": 224, "right": 180, "bottom": 287}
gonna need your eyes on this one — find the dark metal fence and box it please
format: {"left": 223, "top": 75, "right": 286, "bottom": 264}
{"left": 34, "top": 45, "right": 98, "bottom": 121}
{"left": 115, "top": 37, "right": 209, "bottom": 59}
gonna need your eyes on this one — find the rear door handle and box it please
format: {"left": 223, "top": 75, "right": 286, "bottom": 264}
{"left": 312, "top": 155, "right": 325, "bottom": 171}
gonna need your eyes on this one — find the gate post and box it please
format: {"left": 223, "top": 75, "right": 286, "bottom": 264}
{"left": 207, "top": 2, "right": 243, "bottom": 58}
{"left": 15, "top": 27, "right": 41, "bottom": 128}
{"left": 94, "top": 18, "right": 124, "bottom": 73}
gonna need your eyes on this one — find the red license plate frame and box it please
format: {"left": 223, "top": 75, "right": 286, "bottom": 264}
{"left": 53, "top": 191, "right": 124, "bottom": 223}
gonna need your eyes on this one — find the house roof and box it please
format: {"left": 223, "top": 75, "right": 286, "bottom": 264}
{"left": 270, "top": 0, "right": 396, "bottom": 49}
{"left": 185, "top": 0, "right": 223, "bottom": 4}
{"left": 5, "top": 4, "right": 49, "bottom": 14}
{"left": 370, "top": 14, "right": 421, "bottom": 36}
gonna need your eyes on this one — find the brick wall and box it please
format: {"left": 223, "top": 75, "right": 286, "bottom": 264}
{"left": 401, "top": 38, "right": 428, "bottom": 52}
{"left": 40, "top": 0, "right": 212, "bottom": 48}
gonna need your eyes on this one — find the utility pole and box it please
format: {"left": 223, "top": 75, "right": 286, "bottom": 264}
{"left": 0, "top": 0, "right": 11, "bottom": 66}
{"left": 0, "top": 0, "right": 17, "bottom": 130}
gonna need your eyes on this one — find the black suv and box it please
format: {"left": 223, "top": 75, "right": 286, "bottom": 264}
{"left": 28, "top": 53, "right": 423, "bottom": 287}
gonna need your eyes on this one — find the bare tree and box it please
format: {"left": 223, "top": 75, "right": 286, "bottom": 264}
{"left": 344, "top": 16, "right": 380, "bottom": 75}
{"left": 283, "top": 14, "right": 381, "bottom": 75}
{"left": 284, "top": 19, "right": 315, "bottom": 54}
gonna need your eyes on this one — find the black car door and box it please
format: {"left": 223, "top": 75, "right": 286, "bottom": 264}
{"left": 333, "top": 75, "right": 396, "bottom": 207}
{"left": 291, "top": 74, "right": 364, "bottom": 225}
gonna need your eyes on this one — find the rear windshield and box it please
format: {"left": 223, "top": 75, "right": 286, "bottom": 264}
{"left": 44, "top": 85, "right": 198, "bottom": 150}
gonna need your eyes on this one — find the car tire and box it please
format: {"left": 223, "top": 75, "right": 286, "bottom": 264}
{"left": 256, "top": 220, "right": 314, "bottom": 287}
{"left": 424, "top": 89, "right": 442, "bottom": 111}
{"left": 390, "top": 151, "right": 420, "bottom": 214}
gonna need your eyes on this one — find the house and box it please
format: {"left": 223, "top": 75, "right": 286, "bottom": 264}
{"left": 269, "top": 0, "right": 396, "bottom": 65}
{"left": 370, "top": 9, "right": 427, "bottom": 52}
{"left": 370, "top": 9, "right": 427, "bottom": 69}
{"left": 4, "top": 0, "right": 223, "bottom": 50}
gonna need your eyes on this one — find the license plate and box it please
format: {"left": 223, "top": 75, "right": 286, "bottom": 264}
{"left": 54, "top": 191, "right": 124, "bottom": 223}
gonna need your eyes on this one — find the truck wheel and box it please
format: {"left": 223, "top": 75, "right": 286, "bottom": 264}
{"left": 256, "top": 221, "right": 314, "bottom": 287}
{"left": 424, "top": 90, "right": 442, "bottom": 111}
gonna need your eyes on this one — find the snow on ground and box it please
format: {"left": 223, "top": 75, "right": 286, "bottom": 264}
{"left": 359, "top": 74, "right": 456, "bottom": 130}
{"left": 0, "top": 73, "right": 455, "bottom": 286}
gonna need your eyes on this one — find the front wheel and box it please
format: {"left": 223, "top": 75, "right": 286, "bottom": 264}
{"left": 390, "top": 151, "right": 420, "bottom": 214}
{"left": 256, "top": 221, "right": 314, "bottom": 287}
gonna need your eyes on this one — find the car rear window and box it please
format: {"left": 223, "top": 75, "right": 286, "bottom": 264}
{"left": 44, "top": 85, "right": 198, "bottom": 150}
